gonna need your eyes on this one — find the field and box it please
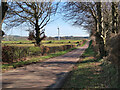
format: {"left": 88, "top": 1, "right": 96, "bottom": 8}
{"left": 2, "top": 39, "right": 87, "bottom": 71}
{"left": 2, "top": 40, "right": 83, "bottom": 47}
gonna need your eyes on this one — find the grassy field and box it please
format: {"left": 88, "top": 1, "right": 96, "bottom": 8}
{"left": 2, "top": 40, "right": 83, "bottom": 47}
{"left": 2, "top": 40, "right": 82, "bottom": 44}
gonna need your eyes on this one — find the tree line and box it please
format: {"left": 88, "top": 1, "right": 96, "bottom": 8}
{"left": 62, "top": 2, "right": 120, "bottom": 87}
{"left": 62, "top": 2, "right": 120, "bottom": 59}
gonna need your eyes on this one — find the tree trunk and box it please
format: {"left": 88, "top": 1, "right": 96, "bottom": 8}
{"left": 0, "top": 2, "right": 8, "bottom": 25}
{"left": 0, "top": 2, "right": 8, "bottom": 42}
{"left": 0, "top": 2, "right": 8, "bottom": 62}
{"left": 0, "top": 2, "right": 8, "bottom": 35}
{"left": 112, "top": 2, "right": 116, "bottom": 34}
{"left": 94, "top": 19, "right": 99, "bottom": 54}
{"left": 96, "top": 2, "right": 105, "bottom": 59}
{"left": 112, "top": 2, "right": 119, "bottom": 34}
{"left": 35, "top": 18, "right": 41, "bottom": 46}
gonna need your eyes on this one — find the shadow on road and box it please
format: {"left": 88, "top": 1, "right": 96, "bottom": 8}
{"left": 42, "top": 61, "right": 77, "bottom": 65}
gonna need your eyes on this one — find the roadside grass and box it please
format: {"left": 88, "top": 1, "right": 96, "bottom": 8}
{"left": 62, "top": 40, "right": 118, "bottom": 89}
{"left": 82, "top": 46, "right": 94, "bottom": 56}
{"left": 99, "top": 61, "right": 118, "bottom": 88}
{"left": 62, "top": 58, "right": 104, "bottom": 88}
{"left": 62, "top": 42, "right": 104, "bottom": 88}
{"left": 2, "top": 47, "right": 77, "bottom": 72}
{"left": 80, "top": 40, "right": 87, "bottom": 47}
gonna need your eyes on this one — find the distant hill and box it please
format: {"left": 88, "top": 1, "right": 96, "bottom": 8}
{"left": 2, "top": 35, "right": 28, "bottom": 41}
{"left": 46, "top": 36, "right": 89, "bottom": 40}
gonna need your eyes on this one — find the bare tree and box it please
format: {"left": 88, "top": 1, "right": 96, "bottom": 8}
{"left": 28, "top": 30, "right": 35, "bottom": 41}
{"left": 0, "top": 2, "right": 8, "bottom": 37}
{"left": 112, "top": 2, "right": 119, "bottom": 34}
{"left": 62, "top": 2, "right": 117, "bottom": 58}
{"left": 96, "top": 2, "right": 106, "bottom": 58}
{"left": 0, "top": 2, "right": 8, "bottom": 25}
{"left": 62, "top": 2, "right": 95, "bottom": 31}
{"left": 4, "top": 1, "right": 58, "bottom": 46}
{"left": 62, "top": 2, "right": 105, "bottom": 58}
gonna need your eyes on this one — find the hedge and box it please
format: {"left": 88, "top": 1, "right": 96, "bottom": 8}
{"left": 2, "top": 45, "right": 76, "bottom": 63}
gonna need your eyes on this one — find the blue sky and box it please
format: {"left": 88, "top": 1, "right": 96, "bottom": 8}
{"left": 45, "top": 17, "right": 89, "bottom": 37}
{"left": 2, "top": 2, "right": 90, "bottom": 37}
{"left": 3, "top": 16, "right": 89, "bottom": 37}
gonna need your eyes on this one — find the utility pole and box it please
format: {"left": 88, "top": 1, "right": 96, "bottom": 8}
{"left": 57, "top": 27, "right": 60, "bottom": 40}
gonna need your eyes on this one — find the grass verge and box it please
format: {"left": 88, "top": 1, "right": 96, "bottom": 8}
{"left": 2, "top": 47, "right": 77, "bottom": 72}
{"left": 62, "top": 40, "right": 118, "bottom": 89}
{"left": 80, "top": 40, "right": 87, "bottom": 47}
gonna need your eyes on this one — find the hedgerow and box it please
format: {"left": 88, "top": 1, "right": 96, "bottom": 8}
{"left": 2, "top": 45, "right": 76, "bottom": 63}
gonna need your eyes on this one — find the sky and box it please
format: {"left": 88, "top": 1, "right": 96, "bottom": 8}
{"left": 45, "top": 17, "right": 89, "bottom": 37}
{"left": 4, "top": 17, "right": 89, "bottom": 37}
{"left": 2, "top": 2, "right": 90, "bottom": 37}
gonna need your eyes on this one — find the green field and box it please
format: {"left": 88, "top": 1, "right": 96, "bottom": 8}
{"left": 2, "top": 40, "right": 83, "bottom": 47}
{"left": 2, "top": 40, "right": 82, "bottom": 43}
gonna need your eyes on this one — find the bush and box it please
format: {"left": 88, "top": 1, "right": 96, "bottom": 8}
{"left": 19, "top": 42, "right": 22, "bottom": 44}
{"left": 68, "top": 41, "right": 71, "bottom": 43}
{"left": 2, "top": 46, "right": 29, "bottom": 63}
{"left": 40, "top": 46, "right": 50, "bottom": 55}
{"left": 29, "top": 47, "right": 41, "bottom": 55}
{"left": 48, "top": 41, "right": 52, "bottom": 43}
{"left": 32, "top": 42, "right": 35, "bottom": 44}
{"left": 105, "top": 34, "right": 120, "bottom": 88}
{"left": 76, "top": 41, "right": 79, "bottom": 44}
{"left": 106, "top": 34, "right": 120, "bottom": 66}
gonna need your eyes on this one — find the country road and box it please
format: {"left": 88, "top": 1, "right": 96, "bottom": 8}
{"left": 2, "top": 41, "right": 89, "bottom": 89}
